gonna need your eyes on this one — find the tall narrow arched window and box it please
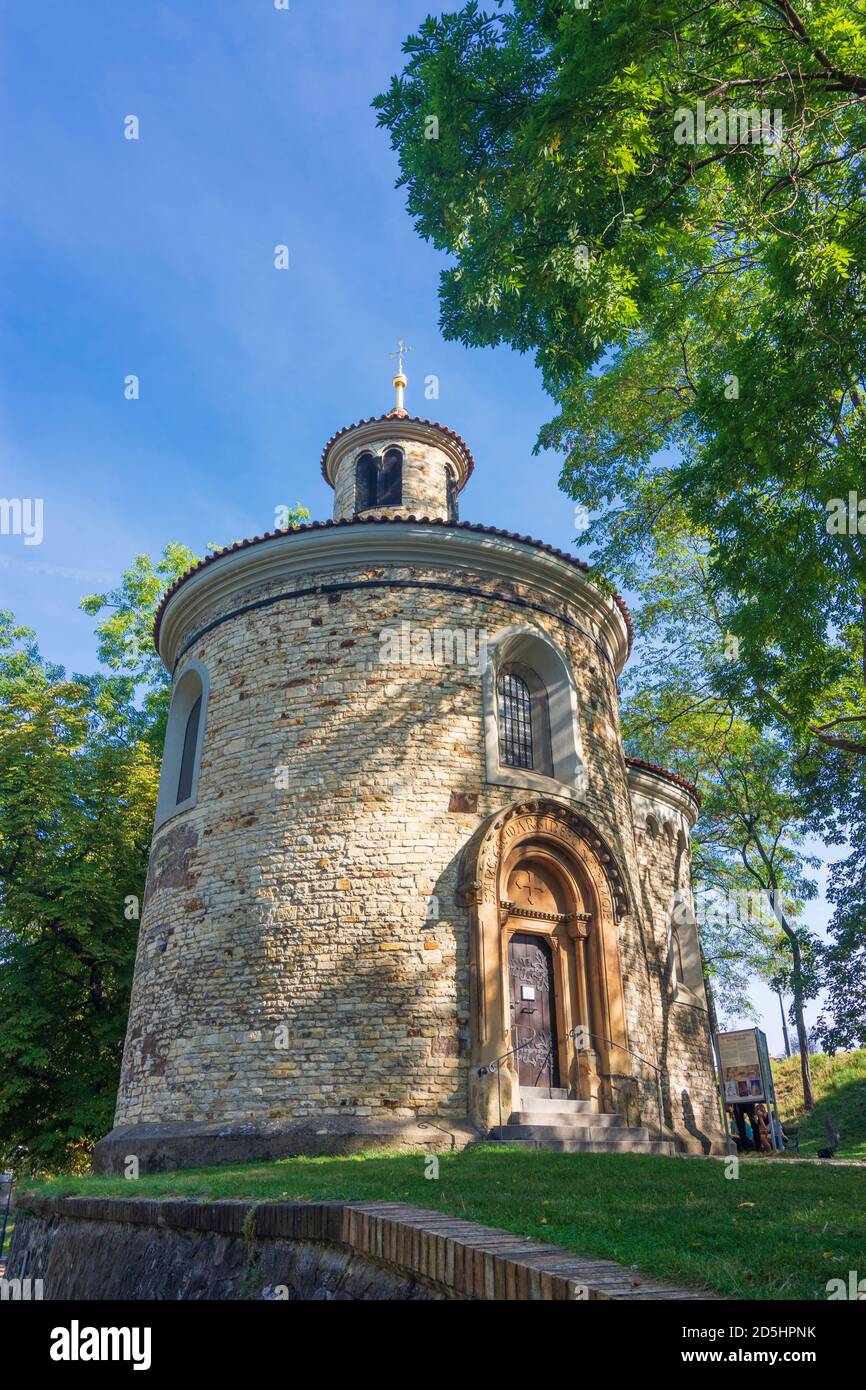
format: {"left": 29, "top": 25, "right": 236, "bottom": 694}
{"left": 380, "top": 448, "right": 403, "bottom": 506}
{"left": 446, "top": 464, "right": 458, "bottom": 523}
{"left": 355, "top": 453, "right": 378, "bottom": 512}
{"left": 155, "top": 661, "right": 209, "bottom": 828}
{"left": 176, "top": 694, "right": 202, "bottom": 804}
{"left": 498, "top": 671, "right": 534, "bottom": 769}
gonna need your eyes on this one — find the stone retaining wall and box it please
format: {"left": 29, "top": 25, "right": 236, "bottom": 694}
{"left": 7, "top": 1197, "right": 716, "bottom": 1301}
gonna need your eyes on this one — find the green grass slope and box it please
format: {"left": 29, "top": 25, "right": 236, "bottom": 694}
{"left": 24, "top": 1147, "right": 866, "bottom": 1301}
{"left": 772, "top": 1050, "right": 866, "bottom": 1159}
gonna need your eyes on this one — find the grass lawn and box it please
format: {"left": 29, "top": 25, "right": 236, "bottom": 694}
{"left": 25, "top": 1146, "right": 866, "bottom": 1301}
{"left": 772, "top": 1050, "right": 866, "bottom": 1159}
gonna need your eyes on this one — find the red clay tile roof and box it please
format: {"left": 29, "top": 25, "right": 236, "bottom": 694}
{"left": 320, "top": 413, "right": 475, "bottom": 488}
{"left": 625, "top": 757, "right": 702, "bottom": 807}
{"left": 152, "top": 515, "right": 633, "bottom": 655}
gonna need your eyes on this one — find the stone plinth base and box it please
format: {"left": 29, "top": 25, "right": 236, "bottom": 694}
{"left": 93, "top": 1117, "right": 479, "bottom": 1175}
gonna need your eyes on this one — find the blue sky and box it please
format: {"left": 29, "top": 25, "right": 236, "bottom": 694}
{"left": 1, "top": 0, "right": 831, "bottom": 1052}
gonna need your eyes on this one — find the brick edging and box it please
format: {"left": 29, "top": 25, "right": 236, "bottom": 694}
{"left": 23, "top": 1196, "right": 716, "bottom": 1301}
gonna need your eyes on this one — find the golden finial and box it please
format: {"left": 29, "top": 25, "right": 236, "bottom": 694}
{"left": 388, "top": 339, "right": 413, "bottom": 415}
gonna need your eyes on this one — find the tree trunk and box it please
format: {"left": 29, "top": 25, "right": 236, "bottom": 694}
{"left": 700, "top": 948, "right": 727, "bottom": 1131}
{"left": 778, "top": 992, "right": 792, "bottom": 1057}
{"left": 757, "top": 884, "right": 815, "bottom": 1112}
{"left": 788, "top": 932, "right": 815, "bottom": 1111}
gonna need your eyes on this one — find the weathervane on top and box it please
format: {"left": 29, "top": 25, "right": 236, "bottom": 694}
{"left": 388, "top": 339, "right": 413, "bottom": 415}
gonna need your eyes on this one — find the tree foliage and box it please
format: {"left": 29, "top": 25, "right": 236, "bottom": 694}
{"left": 0, "top": 614, "right": 158, "bottom": 1170}
{"left": 375, "top": 0, "right": 866, "bottom": 750}
{"left": 376, "top": 0, "right": 866, "bottom": 1048}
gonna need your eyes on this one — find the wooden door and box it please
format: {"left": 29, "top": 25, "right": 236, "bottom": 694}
{"left": 508, "top": 932, "right": 560, "bottom": 1089}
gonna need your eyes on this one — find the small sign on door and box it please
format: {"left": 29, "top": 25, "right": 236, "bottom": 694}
{"left": 521, "top": 985, "right": 536, "bottom": 1001}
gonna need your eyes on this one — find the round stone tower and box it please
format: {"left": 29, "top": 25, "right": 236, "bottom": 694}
{"left": 95, "top": 367, "right": 725, "bottom": 1173}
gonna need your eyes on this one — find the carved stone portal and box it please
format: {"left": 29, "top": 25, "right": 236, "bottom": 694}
{"left": 459, "top": 799, "right": 632, "bottom": 1134}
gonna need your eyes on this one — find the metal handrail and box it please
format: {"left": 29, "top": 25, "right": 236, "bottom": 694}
{"left": 583, "top": 1032, "right": 665, "bottom": 1140}
{"left": 477, "top": 1029, "right": 560, "bottom": 1132}
{"left": 415, "top": 1118, "right": 458, "bottom": 1151}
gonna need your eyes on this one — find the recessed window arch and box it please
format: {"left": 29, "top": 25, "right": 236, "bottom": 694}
{"left": 353, "top": 447, "right": 403, "bottom": 514}
{"left": 668, "top": 895, "right": 705, "bottom": 1003}
{"left": 483, "top": 626, "right": 586, "bottom": 799}
{"left": 155, "top": 660, "right": 209, "bottom": 828}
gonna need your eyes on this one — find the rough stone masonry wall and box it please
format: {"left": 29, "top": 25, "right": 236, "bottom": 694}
{"left": 116, "top": 551, "right": 664, "bottom": 1138}
{"left": 332, "top": 437, "right": 455, "bottom": 522}
{"left": 632, "top": 814, "right": 723, "bottom": 1152}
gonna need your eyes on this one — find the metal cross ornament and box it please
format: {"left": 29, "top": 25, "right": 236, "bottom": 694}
{"left": 389, "top": 340, "right": 413, "bottom": 377}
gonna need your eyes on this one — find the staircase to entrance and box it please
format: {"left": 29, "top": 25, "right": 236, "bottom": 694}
{"left": 489, "top": 1086, "right": 676, "bottom": 1155}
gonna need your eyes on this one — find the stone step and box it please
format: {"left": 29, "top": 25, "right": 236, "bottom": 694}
{"left": 519, "top": 1086, "right": 570, "bottom": 1100}
{"left": 517, "top": 1096, "right": 596, "bottom": 1116}
{"left": 547, "top": 1138, "right": 676, "bottom": 1157}
{"left": 491, "top": 1136, "right": 676, "bottom": 1156}
{"left": 493, "top": 1123, "right": 654, "bottom": 1146}
{"left": 508, "top": 1110, "right": 626, "bottom": 1130}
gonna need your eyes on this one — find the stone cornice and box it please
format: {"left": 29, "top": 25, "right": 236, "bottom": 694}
{"left": 626, "top": 761, "right": 701, "bottom": 828}
{"left": 321, "top": 415, "right": 474, "bottom": 491}
{"left": 156, "top": 521, "right": 632, "bottom": 675}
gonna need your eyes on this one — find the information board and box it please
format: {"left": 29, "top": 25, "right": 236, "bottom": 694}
{"left": 718, "top": 1028, "right": 767, "bottom": 1102}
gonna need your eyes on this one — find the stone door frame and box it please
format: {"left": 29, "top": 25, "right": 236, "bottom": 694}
{"left": 460, "top": 799, "right": 632, "bottom": 1134}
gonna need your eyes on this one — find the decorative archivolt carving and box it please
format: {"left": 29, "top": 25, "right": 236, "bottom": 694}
{"left": 460, "top": 798, "right": 630, "bottom": 922}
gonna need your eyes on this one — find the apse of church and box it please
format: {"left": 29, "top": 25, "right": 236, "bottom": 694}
{"left": 95, "top": 360, "right": 726, "bottom": 1174}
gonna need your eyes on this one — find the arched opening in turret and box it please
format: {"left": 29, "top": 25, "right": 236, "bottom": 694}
{"left": 355, "top": 452, "right": 378, "bottom": 512}
{"left": 380, "top": 448, "right": 403, "bottom": 506}
{"left": 176, "top": 693, "right": 203, "bottom": 803}
{"left": 353, "top": 448, "right": 404, "bottom": 513}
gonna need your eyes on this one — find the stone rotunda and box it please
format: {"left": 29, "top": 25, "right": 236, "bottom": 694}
{"left": 95, "top": 363, "right": 727, "bottom": 1173}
